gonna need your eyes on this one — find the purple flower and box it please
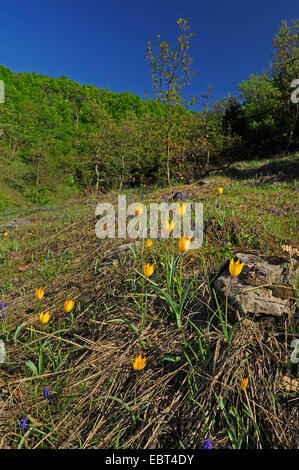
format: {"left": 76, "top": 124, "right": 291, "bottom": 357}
{"left": 203, "top": 439, "right": 212, "bottom": 449}
{"left": 20, "top": 418, "right": 27, "bottom": 431}
{"left": 125, "top": 261, "right": 130, "bottom": 267}
{"left": 0, "top": 302, "right": 3, "bottom": 310}
{"left": 2, "top": 312, "right": 6, "bottom": 319}
{"left": 43, "top": 387, "right": 50, "bottom": 399}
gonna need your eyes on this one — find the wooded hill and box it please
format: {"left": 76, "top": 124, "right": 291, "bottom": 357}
{"left": 0, "top": 19, "right": 298, "bottom": 207}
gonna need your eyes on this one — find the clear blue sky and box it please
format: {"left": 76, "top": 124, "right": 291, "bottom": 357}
{"left": 0, "top": 0, "right": 297, "bottom": 111}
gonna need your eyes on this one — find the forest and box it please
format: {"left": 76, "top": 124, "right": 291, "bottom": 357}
{"left": 0, "top": 19, "right": 298, "bottom": 207}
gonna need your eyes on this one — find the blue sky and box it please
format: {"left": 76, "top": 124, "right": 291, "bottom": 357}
{"left": 0, "top": 0, "right": 297, "bottom": 111}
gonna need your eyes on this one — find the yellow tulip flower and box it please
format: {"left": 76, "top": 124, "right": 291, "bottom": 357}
{"left": 144, "top": 262, "right": 154, "bottom": 278}
{"left": 64, "top": 299, "right": 75, "bottom": 313}
{"left": 35, "top": 288, "right": 44, "bottom": 301}
{"left": 229, "top": 258, "right": 245, "bottom": 278}
{"left": 179, "top": 234, "right": 192, "bottom": 253}
{"left": 3, "top": 232, "right": 8, "bottom": 237}
{"left": 146, "top": 239, "right": 153, "bottom": 248}
{"left": 164, "top": 219, "right": 175, "bottom": 234}
{"left": 135, "top": 206, "right": 143, "bottom": 216}
{"left": 176, "top": 203, "right": 186, "bottom": 217}
{"left": 240, "top": 377, "right": 249, "bottom": 391}
{"left": 218, "top": 187, "right": 224, "bottom": 196}
{"left": 39, "top": 311, "right": 51, "bottom": 325}
{"left": 133, "top": 353, "right": 146, "bottom": 370}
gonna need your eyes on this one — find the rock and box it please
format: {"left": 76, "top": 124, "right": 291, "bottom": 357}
{"left": 279, "top": 375, "right": 299, "bottom": 393}
{"left": 213, "top": 252, "right": 298, "bottom": 318}
{"left": 101, "top": 241, "right": 141, "bottom": 266}
{"left": 0, "top": 217, "right": 32, "bottom": 232}
{"left": 0, "top": 340, "right": 5, "bottom": 363}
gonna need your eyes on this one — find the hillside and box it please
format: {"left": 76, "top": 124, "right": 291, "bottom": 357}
{"left": 0, "top": 159, "right": 298, "bottom": 449}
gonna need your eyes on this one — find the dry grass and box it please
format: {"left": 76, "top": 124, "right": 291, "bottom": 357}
{"left": 0, "top": 166, "right": 298, "bottom": 449}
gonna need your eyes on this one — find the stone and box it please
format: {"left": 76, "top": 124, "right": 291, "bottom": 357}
{"left": 0, "top": 340, "right": 5, "bottom": 364}
{"left": 213, "top": 252, "right": 298, "bottom": 318}
{"left": 101, "top": 241, "right": 141, "bottom": 266}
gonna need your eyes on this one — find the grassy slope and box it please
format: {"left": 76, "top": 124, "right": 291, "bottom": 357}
{"left": 0, "top": 156, "right": 298, "bottom": 449}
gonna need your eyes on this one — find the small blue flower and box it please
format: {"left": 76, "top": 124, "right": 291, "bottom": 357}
{"left": 125, "top": 261, "right": 130, "bottom": 268}
{"left": 203, "top": 439, "right": 212, "bottom": 449}
{"left": 43, "top": 387, "right": 50, "bottom": 399}
{"left": 20, "top": 418, "right": 27, "bottom": 432}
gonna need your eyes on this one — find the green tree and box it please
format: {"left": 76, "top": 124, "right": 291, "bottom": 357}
{"left": 270, "top": 19, "right": 299, "bottom": 151}
{"left": 145, "top": 18, "right": 196, "bottom": 185}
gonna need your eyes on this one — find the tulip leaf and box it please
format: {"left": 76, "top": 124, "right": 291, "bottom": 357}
{"left": 106, "top": 318, "right": 139, "bottom": 336}
{"left": 95, "top": 396, "right": 136, "bottom": 426}
{"left": 25, "top": 360, "right": 39, "bottom": 376}
{"left": 161, "top": 354, "right": 182, "bottom": 364}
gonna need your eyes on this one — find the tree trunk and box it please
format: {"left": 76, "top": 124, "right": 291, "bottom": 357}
{"left": 95, "top": 163, "right": 100, "bottom": 197}
{"left": 167, "top": 140, "right": 171, "bottom": 186}
{"left": 119, "top": 153, "right": 125, "bottom": 191}
{"left": 286, "top": 103, "right": 298, "bottom": 153}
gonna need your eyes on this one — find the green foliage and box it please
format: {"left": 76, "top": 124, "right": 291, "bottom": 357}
{"left": 22, "top": 185, "right": 50, "bottom": 205}
{"left": 0, "top": 189, "right": 11, "bottom": 209}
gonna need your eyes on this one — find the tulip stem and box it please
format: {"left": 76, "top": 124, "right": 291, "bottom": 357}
{"left": 179, "top": 255, "right": 183, "bottom": 304}
{"left": 139, "top": 277, "right": 146, "bottom": 337}
{"left": 224, "top": 277, "right": 233, "bottom": 342}
{"left": 133, "top": 377, "right": 137, "bottom": 415}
